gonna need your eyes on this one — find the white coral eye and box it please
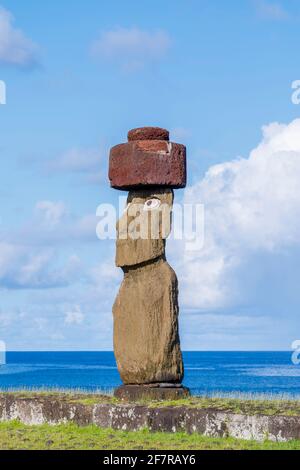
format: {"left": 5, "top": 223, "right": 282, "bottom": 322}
{"left": 143, "top": 198, "right": 161, "bottom": 211}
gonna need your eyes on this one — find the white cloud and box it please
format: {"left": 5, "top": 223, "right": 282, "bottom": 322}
{"left": 181, "top": 118, "right": 300, "bottom": 310}
{"left": 64, "top": 304, "right": 84, "bottom": 325}
{"left": 0, "top": 241, "right": 82, "bottom": 289}
{"left": 17, "top": 251, "right": 54, "bottom": 286}
{"left": 90, "top": 27, "right": 171, "bottom": 71}
{"left": 254, "top": 0, "right": 289, "bottom": 20}
{"left": 7, "top": 201, "right": 99, "bottom": 247}
{"left": 0, "top": 310, "right": 13, "bottom": 328}
{"left": 0, "top": 6, "right": 39, "bottom": 66}
{"left": 50, "top": 332, "right": 65, "bottom": 341}
{"left": 0, "top": 198, "right": 97, "bottom": 290}
{"left": 89, "top": 259, "right": 120, "bottom": 283}
{"left": 35, "top": 201, "right": 67, "bottom": 227}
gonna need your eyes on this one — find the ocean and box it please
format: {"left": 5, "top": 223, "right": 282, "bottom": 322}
{"left": 1, "top": 351, "right": 300, "bottom": 398}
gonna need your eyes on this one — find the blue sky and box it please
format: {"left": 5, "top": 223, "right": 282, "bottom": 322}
{"left": 1, "top": 0, "right": 300, "bottom": 350}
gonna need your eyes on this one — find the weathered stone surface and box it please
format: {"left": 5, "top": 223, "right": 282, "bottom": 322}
{"left": 0, "top": 393, "right": 94, "bottom": 426}
{"left": 93, "top": 404, "right": 149, "bottom": 431}
{"left": 128, "top": 126, "right": 169, "bottom": 142}
{"left": 113, "top": 257, "right": 184, "bottom": 384}
{"left": 109, "top": 140, "right": 186, "bottom": 189}
{"left": 1, "top": 393, "right": 300, "bottom": 442}
{"left": 114, "top": 385, "right": 190, "bottom": 401}
{"left": 113, "top": 188, "right": 183, "bottom": 385}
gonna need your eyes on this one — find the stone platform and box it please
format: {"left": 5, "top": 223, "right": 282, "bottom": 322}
{"left": 1, "top": 392, "right": 300, "bottom": 442}
{"left": 114, "top": 384, "right": 190, "bottom": 401}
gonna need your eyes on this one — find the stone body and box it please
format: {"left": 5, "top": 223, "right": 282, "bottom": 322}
{"left": 113, "top": 257, "right": 183, "bottom": 384}
{"left": 113, "top": 189, "right": 184, "bottom": 385}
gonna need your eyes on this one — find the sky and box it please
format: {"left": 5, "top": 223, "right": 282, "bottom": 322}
{"left": 1, "top": 0, "right": 300, "bottom": 351}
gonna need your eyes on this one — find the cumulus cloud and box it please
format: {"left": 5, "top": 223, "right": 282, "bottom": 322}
{"left": 0, "top": 241, "right": 82, "bottom": 290}
{"left": 90, "top": 27, "right": 171, "bottom": 71}
{"left": 0, "top": 198, "right": 116, "bottom": 347}
{"left": 0, "top": 6, "right": 39, "bottom": 67}
{"left": 35, "top": 201, "right": 67, "bottom": 227}
{"left": 7, "top": 200, "right": 99, "bottom": 247}
{"left": 64, "top": 304, "right": 85, "bottom": 325}
{"left": 89, "top": 259, "right": 121, "bottom": 300}
{"left": 181, "top": 118, "right": 300, "bottom": 310}
{"left": 0, "top": 198, "right": 99, "bottom": 290}
{"left": 253, "top": 0, "right": 289, "bottom": 20}
{"left": 0, "top": 310, "right": 13, "bottom": 328}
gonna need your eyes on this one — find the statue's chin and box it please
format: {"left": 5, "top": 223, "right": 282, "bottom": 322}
{"left": 115, "top": 238, "right": 165, "bottom": 268}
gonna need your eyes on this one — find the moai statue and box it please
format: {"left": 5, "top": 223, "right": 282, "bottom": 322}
{"left": 109, "top": 127, "right": 190, "bottom": 400}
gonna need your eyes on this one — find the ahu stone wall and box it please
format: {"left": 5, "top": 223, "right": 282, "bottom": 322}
{"left": 0, "top": 393, "right": 299, "bottom": 442}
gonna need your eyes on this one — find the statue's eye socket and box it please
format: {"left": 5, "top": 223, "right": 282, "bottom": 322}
{"left": 143, "top": 198, "right": 161, "bottom": 211}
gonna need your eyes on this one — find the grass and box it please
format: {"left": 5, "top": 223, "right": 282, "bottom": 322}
{"left": 145, "top": 396, "right": 300, "bottom": 416}
{"left": 0, "top": 387, "right": 114, "bottom": 397}
{"left": 0, "top": 390, "right": 117, "bottom": 405}
{"left": 0, "top": 421, "right": 300, "bottom": 450}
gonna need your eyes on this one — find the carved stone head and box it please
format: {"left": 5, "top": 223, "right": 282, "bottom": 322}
{"left": 116, "top": 188, "right": 173, "bottom": 267}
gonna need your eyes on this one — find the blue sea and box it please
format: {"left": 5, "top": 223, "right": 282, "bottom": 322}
{"left": 1, "top": 351, "right": 300, "bottom": 398}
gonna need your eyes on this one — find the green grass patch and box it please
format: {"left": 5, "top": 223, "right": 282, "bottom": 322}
{"left": 0, "top": 421, "right": 299, "bottom": 450}
{"left": 0, "top": 391, "right": 117, "bottom": 405}
{"left": 145, "top": 396, "right": 300, "bottom": 416}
